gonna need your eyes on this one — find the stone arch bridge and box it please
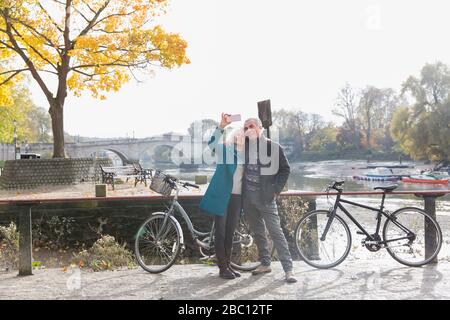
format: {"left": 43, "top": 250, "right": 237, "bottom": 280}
{"left": 27, "top": 134, "right": 294, "bottom": 165}
{"left": 28, "top": 134, "right": 209, "bottom": 165}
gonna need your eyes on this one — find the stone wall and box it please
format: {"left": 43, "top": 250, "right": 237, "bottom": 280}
{"left": 0, "top": 196, "right": 312, "bottom": 262}
{"left": 0, "top": 158, "right": 113, "bottom": 189}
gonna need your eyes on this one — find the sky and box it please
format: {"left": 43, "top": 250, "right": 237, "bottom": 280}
{"left": 28, "top": 0, "right": 450, "bottom": 138}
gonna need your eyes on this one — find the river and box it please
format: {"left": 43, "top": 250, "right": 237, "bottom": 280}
{"left": 145, "top": 159, "right": 449, "bottom": 192}
{"left": 144, "top": 159, "right": 450, "bottom": 216}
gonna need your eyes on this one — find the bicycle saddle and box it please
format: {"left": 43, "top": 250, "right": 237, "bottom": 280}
{"left": 373, "top": 185, "right": 398, "bottom": 192}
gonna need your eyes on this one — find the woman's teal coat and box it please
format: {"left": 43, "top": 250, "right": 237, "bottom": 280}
{"left": 199, "top": 128, "right": 240, "bottom": 216}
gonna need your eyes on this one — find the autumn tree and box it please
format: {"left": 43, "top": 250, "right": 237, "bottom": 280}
{"left": 0, "top": 83, "right": 50, "bottom": 143}
{"left": 391, "top": 62, "right": 450, "bottom": 160}
{"left": 357, "top": 86, "right": 398, "bottom": 149}
{"left": 303, "top": 113, "right": 325, "bottom": 150}
{"left": 188, "top": 119, "right": 218, "bottom": 141}
{"left": 333, "top": 83, "right": 361, "bottom": 149}
{"left": 26, "top": 101, "right": 52, "bottom": 143}
{"left": 0, "top": 0, "right": 189, "bottom": 157}
{"left": 273, "top": 109, "right": 309, "bottom": 156}
{"left": 308, "top": 124, "right": 338, "bottom": 152}
{"left": 272, "top": 109, "right": 330, "bottom": 156}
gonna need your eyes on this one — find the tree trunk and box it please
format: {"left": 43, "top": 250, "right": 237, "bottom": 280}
{"left": 366, "top": 109, "right": 371, "bottom": 149}
{"left": 49, "top": 103, "right": 66, "bottom": 158}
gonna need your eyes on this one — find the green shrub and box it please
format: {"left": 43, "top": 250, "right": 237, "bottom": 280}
{"left": 278, "top": 197, "right": 310, "bottom": 238}
{"left": 0, "top": 222, "right": 19, "bottom": 271}
{"left": 33, "top": 215, "right": 76, "bottom": 250}
{"left": 72, "top": 235, "right": 135, "bottom": 271}
{"left": 277, "top": 197, "right": 311, "bottom": 260}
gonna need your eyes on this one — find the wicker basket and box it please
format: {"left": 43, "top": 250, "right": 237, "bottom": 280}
{"left": 150, "top": 170, "right": 173, "bottom": 196}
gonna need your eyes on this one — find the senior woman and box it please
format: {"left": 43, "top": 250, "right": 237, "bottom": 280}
{"left": 199, "top": 113, "right": 245, "bottom": 280}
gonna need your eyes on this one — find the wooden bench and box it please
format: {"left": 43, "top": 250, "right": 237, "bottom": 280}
{"left": 99, "top": 164, "right": 152, "bottom": 190}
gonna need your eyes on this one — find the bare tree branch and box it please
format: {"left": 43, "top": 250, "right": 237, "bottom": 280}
{"left": 2, "top": 9, "right": 54, "bottom": 102}
{"left": 7, "top": 15, "right": 60, "bottom": 51}
{"left": 80, "top": 0, "right": 97, "bottom": 14}
{"left": 0, "top": 68, "right": 27, "bottom": 86}
{"left": 90, "top": 10, "right": 138, "bottom": 29}
{"left": 9, "top": 23, "right": 59, "bottom": 71}
{"left": 0, "top": 68, "right": 30, "bottom": 76}
{"left": 37, "top": 1, "right": 64, "bottom": 33}
{"left": 77, "top": 0, "right": 111, "bottom": 38}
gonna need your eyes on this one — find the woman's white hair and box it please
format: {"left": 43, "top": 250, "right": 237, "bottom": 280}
{"left": 244, "top": 117, "right": 263, "bottom": 128}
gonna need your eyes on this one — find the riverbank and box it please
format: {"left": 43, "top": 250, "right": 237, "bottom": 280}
{"left": 1, "top": 258, "right": 450, "bottom": 300}
{"left": 294, "top": 150, "right": 409, "bottom": 162}
{"left": 2, "top": 160, "right": 450, "bottom": 273}
{"left": 0, "top": 180, "right": 203, "bottom": 200}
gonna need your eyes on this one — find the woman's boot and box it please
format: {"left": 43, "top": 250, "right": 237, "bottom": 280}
{"left": 219, "top": 266, "right": 236, "bottom": 280}
{"left": 227, "top": 262, "right": 241, "bottom": 277}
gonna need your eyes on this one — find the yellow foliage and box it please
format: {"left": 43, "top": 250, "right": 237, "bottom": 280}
{"left": 1, "top": 0, "right": 189, "bottom": 99}
{"left": 0, "top": 84, "right": 34, "bottom": 143}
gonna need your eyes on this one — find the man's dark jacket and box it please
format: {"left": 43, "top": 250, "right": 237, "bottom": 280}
{"left": 243, "top": 135, "right": 290, "bottom": 204}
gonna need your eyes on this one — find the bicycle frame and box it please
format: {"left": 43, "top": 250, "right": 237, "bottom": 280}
{"left": 157, "top": 187, "right": 250, "bottom": 254}
{"left": 321, "top": 191, "right": 414, "bottom": 245}
{"left": 170, "top": 200, "right": 212, "bottom": 240}
{"left": 155, "top": 187, "right": 212, "bottom": 247}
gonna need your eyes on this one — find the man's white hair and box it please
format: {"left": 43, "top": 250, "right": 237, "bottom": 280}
{"left": 244, "top": 117, "right": 263, "bottom": 128}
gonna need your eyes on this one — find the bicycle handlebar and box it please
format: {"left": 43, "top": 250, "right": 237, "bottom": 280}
{"left": 163, "top": 173, "right": 200, "bottom": 189}
{"left": 183, "top": 182, "right": 200, "bottom": 189}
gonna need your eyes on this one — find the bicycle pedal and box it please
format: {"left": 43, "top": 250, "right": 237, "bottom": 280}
{"left": 356, "top": 231, "right": 365, "bottom": 235}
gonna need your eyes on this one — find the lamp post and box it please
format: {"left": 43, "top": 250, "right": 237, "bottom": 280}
{"left": 258, "top": 99, "right": 273, "bottom": 139}
{"left": 13, "top": 119, "right": 17, "bottom": 160}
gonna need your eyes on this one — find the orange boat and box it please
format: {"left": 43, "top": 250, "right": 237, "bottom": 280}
{"left": 402, "top": 176, "right": 449, "bottom": 185}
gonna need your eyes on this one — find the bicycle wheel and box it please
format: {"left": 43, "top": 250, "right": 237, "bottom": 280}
{"left": 230, "top": 216, "right": 275, "bottom": 271}
{"left": 135, "top": 213, "right": 182, "bottom": 273}
{"left": 295, "top": 210, "right": 351, "bottom": 269}
{"left": 383, "top": 207, "right": 442, "bottom": 267}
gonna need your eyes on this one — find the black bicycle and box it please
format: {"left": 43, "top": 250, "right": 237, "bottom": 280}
{"left": 295, "top": 180, "right": 443, "bottom": 268}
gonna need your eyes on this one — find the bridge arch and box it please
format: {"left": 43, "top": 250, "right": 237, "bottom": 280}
{"left": 88, "top": 148, "right": 136, "bottom": 166}
{"left": 103, "top": 148, "right": 137, "bottom": 165}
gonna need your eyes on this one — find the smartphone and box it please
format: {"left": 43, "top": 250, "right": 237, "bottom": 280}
{"left": 227, "top": 114, "right": 241, "bottom": 122}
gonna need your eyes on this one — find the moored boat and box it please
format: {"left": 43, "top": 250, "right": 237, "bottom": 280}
{"left": 353, "top": 167, "right": 401, "bottom": 182}
{"left": 353, "top": 175, "right": 399, "bottom": 182}
{"left": 402, "top": 174, "right": 449, "bottom": 185}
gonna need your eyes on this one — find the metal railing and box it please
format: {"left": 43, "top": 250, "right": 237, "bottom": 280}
{"left": 1, "top": 189, "right": 449, "bottom": 276}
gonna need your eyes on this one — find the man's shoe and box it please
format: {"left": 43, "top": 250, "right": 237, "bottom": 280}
{"left": 252, "top": 265, "right": 272, "bottom": 276}
{"left": 219, "top": 268, "right": 236, "bottom": 280}
{"left": 285, "top": 271, "right": 297, "bottom": 283}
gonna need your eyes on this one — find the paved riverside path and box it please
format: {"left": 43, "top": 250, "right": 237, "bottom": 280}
{"left": 1, "top": 258, "right": 450, "bottom": 300}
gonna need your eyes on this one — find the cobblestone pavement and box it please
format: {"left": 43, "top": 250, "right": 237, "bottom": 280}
{"left": 1, "top": 258, "right": 450, "bottom": 300}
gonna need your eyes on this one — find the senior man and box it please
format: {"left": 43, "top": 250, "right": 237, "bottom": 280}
{"left": 242, "top": 117, "right": 297, "bottom": 283}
